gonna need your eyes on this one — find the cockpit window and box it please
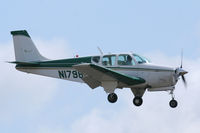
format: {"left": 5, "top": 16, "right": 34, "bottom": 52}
{"left": 133, "top": 54, "right": 148, "bottom": 64}
{"left": 92, "top": 56, "right": 100, "bottom": 63}
{"left": 102, "top": 55, "right": 116, "bottom": 66}
{"left": 141, "top": 56, "right": 151, "bottom": 63}
{"left": 118, "top": 54, "right": 135, "bottom": 65}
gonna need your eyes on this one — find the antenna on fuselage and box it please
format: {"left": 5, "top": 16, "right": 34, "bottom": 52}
{"left": 97, "top": 46, "right": 104, "bottom": 55}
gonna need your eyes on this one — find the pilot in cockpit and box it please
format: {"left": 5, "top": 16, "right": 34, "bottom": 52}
{"left": 126, "top": 55, "right": 132, "bottom": 65}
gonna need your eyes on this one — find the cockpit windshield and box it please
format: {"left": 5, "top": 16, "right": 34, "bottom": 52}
{"left": 133, "top": 54, "right": 150, "bottom": 64}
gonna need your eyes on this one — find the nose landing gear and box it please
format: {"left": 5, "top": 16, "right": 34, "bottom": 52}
{"left": 169, "top": 90, "right": 178, "bottom": 108}
{"left": 169, "top": 99, "right": 178, "bottom": 108}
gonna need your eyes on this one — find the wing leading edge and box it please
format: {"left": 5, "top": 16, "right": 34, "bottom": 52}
{"left": 73, "top": 64, "right": 145, "bottom": 89}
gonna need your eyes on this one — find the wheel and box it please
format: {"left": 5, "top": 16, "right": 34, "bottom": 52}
{"left": 133, "top": 97, "right": 143, "bottom": 106}
{"left": 107, "top": 93, "right": 118, "bottom": 103}
{"left": 169, "top": 99, "right": 178, "bottom": 108}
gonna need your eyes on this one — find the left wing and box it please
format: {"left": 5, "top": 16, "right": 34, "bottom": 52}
{"left": 73, "top": 63, "right": 145, "bottom": 89}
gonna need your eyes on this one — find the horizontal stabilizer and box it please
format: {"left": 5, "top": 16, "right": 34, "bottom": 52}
{"left": 8, "top": 61, "right": 39, "bottom": 65}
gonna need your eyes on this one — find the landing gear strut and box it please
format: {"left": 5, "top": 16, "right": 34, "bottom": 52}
{"left": 107, "top": 93, "right": 118, "bottom": 103}
{"left": 169, "top": 90, "right": 178, "bottom": 108}
{"left": 133, "top": 96, "right": 143, "bottom": 106}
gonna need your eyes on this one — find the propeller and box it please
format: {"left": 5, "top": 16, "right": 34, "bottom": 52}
{"left": 181, "top": 75, "right": 187, "bottom": 87}
{"left": 180, "top": 49, "right": 183, "bottom": 68}
{"left": 176, "top": 50, "right": 188, "bottom": 87}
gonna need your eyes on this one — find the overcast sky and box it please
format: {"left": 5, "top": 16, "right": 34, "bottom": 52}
{"left": 1, "top": 0, "right": 200, "bottom": 133}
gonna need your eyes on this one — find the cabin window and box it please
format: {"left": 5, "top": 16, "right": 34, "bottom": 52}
{"left": 133, "top": 54, "right": 147, "bottom": 64}
{"left": 92, "top": 56, "right": 100, "bottom": 63}
{"left": 102, "top": 55, "right": 116, "bottom": 66}
{"left": 118, "top": 54, "right": 135, "bottom": 65}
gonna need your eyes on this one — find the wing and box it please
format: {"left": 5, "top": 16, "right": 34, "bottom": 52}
{"left": 73, "top": 63, "right": 145, "bottom": 89}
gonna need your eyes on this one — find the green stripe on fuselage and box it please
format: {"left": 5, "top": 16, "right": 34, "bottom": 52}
{"left": 16, "top": 56, "right": 92, "bottom": 68}
{"left": 15, "top": 55, "right": 174, "bottom": 73}
{"left": 108, "top": 67, "right": 174, "bottom": 72}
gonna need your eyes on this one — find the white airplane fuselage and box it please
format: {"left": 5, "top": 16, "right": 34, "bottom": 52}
{"left": 11, "top": 30, "right": 187, "bottom": 108}
{"left": 16, "top": 54, "right": 177, "bottom": 92}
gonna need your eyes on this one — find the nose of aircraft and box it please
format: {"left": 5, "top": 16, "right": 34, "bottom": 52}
{"left": 179, "top": 68, "right": 188, "bottom": 76}
{"left": 175, "top": 67, "right": 188, "bottom": 87}
{"left": 176, "top": 67, "right": 188, "bottom": 76}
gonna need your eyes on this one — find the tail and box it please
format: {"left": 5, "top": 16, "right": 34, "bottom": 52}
{"left": 11, "top": 30, "right": 48, "bottom": 62}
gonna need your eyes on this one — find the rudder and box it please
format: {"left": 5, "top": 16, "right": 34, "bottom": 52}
{"left": 11, "top": 30, "right": 48, "bottom": 62}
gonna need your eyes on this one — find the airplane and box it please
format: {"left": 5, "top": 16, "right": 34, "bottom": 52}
{"left": 9, "top": 30, "right": 188, "bottom": 108}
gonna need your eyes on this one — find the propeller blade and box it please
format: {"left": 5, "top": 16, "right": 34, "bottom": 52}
{"left": 180, "top": 50, "right": 183, "bottom": 68}
{"left": 181, "top": 75, "right": 187, "bottom": 87}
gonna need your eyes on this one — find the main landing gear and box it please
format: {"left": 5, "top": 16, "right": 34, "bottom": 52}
{"left": 107, "top": 93, "right": 144, "bottom": 107}
{"left": 107, "top": 93, "right": 118, "bottom": 103}
{"left": 131, "top": 88, "right": 145, "bottom": 107}
{"left": 133, "top": 96, "right": 143, "bottom": 106}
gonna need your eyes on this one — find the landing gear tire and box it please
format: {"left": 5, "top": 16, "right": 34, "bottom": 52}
{"left": 107, "top": 93, "right": 118, "bottom": 103}
{"left": 169, "top": 99, "right": 178, "bottom": 108}
{"left": 133, "top": 97, "right": 143, "bottom": 106}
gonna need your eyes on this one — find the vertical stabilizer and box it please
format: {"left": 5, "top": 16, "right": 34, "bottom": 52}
{"left": 11, "top": 30, "right": 48, "bottom": 62}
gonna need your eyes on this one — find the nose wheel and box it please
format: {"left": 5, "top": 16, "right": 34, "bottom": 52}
{"left": 169, "top": 99, "right": 178, "bottom": 108}
{"left": 133, "top": 97, "right": 143, "bottom": 106}
{"left": 107, "top": 93, "right": 118, "bottom": 103}
{"left": 169, "top": 90, "right": 178, "bottom": 108}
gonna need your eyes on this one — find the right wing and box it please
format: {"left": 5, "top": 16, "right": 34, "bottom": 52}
{"left": 73, "top": 63, "right": 145, "bottom": 89}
